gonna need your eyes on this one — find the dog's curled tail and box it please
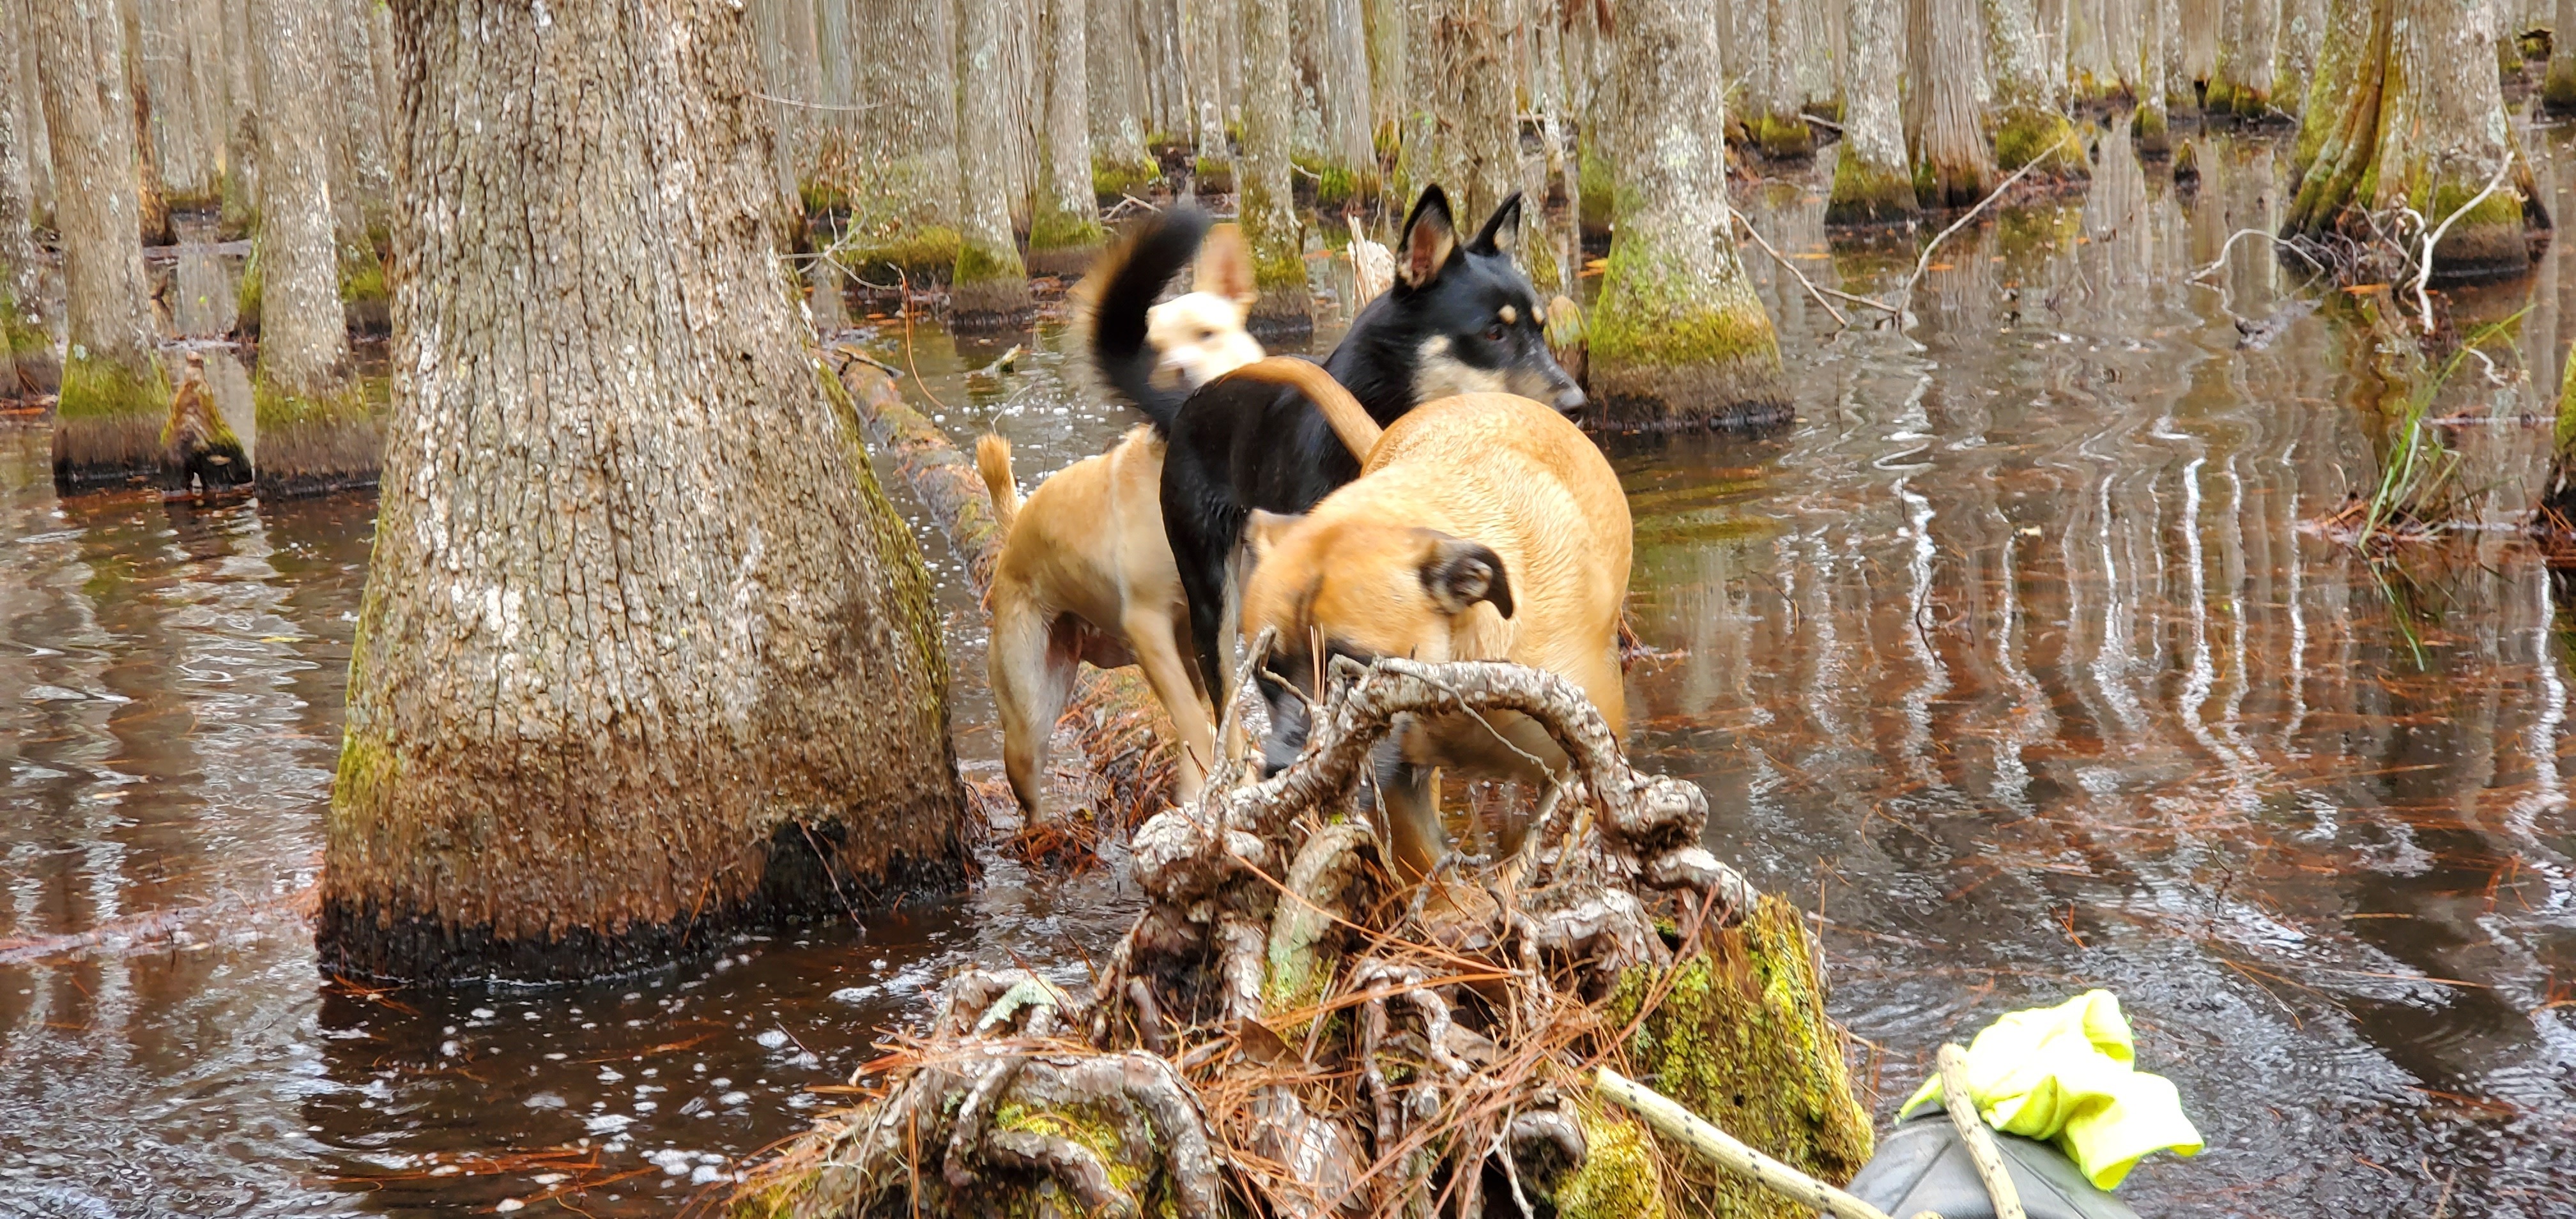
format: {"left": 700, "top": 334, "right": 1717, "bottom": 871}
{"left": 976, "top": 434, "right": 1019, "bottom": 533}
{"left": 1081, "top": 208, "right": 1214, "bottom": 432}
{"left": 1223, "top": 356, "right": 1381, "bottom": 459}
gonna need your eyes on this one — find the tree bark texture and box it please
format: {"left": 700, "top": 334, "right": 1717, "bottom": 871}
{"left": 1830, "top": 0, "right": 1918, "bottom": 222}
{"left": 1314, "top": 0, "right": 1374, "bottom": 201}
{"left": 1179, "top": 0, "right": 1232, "bottom": 189}
{"left": 2274, "top": 0, "right": 2324, "bottom": 115}
{"left": 2134, "top": 0, "right": 2174, "bottom": 152}
{"left": 320, "top": 0, "right": 967, "bottom": 984}
{"left": 747, "top": 0, "right": 825, "bottom": 202}
{"left": 134, "top": 0, "right": 218, "bottom": 204}
{"left": 218, "top": 0, "right": 256, "bottom": 234}
{"left": 1032, "top": 0, "right": 1104, "bottom": 270}
{"left": 1365, "top": 0, "right": 1403, "bottom": 157}
{"left": 249, "top": 0, "right": 372, "bottom": 496}
{"left": 34, "top": 0, "right": 171, "bottom": 487}
{"left": 0, "top": 6, "right": 56, "bottom": 398}
{"left": 329, "top": 0, "right": 394, "bottom": 240}
{"left": 10, "top": 0, "right": 52, "bottom": 221}
{"left": 1089, "top": 0, "right": 1156, "bottom": 194}
{"left": 840, "top": 0, "right": 960, "bottom": 275}
{"left": 1417, "top": 0, "right": 1518, "bottom": 232}
{"left": 2209, "top": 0, "right": 2283, "bottom": 116}
{"left": 2547, "top": 0, "right": 2576, "bottom": 111}
{"left": 1588, "top": 0, "right": 1788, "bottom": 429}
{"left": 1982, "top": 0, "right": 2085, "bottom": 174}
{"left": 954, "top": 0, "right": 1034, "bottom": 320}
{"left": 1239, "top": 0, "right": 1310, "bottom": 330}
{"left": 118, "top": 0, "right": 174, "bottom": 245}
{"left": 1759, "top": 0, "right": 1818, "bottom": 157}
{"left": 1908, "top": 0, "right": 1997, "bottom": 205}
{"left": 2181, "top": 0, "right": 2218, "bottom": 86}
{"left": 2283, "top": 0, "right": 2543, "bottom": 280}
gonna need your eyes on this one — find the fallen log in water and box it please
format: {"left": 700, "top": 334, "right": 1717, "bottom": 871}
{"left": 822, "top": 346, "right": 1176, "bottom": 836}
{"left": 735, "top": 644, "right": 1873, "bottom": 1218}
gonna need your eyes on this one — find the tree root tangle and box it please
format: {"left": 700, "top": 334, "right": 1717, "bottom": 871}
{"left": 735, "top": 653, "right": 1869, "bottom": 1218}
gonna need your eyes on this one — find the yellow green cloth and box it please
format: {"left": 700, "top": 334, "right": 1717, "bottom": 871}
{"left": 1899, "top": 990, "right": 2204, "bottom": 1190}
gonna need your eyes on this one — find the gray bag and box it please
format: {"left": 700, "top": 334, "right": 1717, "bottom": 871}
{"left": 1841, "top": 1112, "right": 2143, "bottom": 1219}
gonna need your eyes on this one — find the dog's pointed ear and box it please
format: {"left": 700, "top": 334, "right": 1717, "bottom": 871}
{"left": 1396, "top": 186, "right": 1459, "bottom": 289}
{"left": 1246, "top": 509, "right": 1306, "bottom": 562}
{"left": 1196, "top": 222, "right": 1259, "bottom": 311}
{"left": 1468, "top": 191, "right": 1525, "bottom": 256}
{"left": 1421, "top": 536, "right": 1513, "bottom": 619}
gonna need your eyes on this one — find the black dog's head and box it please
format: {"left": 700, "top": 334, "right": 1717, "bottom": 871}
{"left": 1353, "top": 187, "right": 1584, "bottom": 414}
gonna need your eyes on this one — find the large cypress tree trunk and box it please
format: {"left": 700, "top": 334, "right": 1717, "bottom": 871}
{"left": 953, "top": 0, "right": 1033, "bottom": 321}
{"left": 1365, "top": 0, "right": 1402, "bottom": 160}
{"left": 2274, "top": 0, "right": 2324, "bottom": 116}
{"left": 249, "top": 0, "right": 373, "bottom": 496}
{"left": 1908, "top": 0, "right": 1996, "bottom": 206}
{"left": 116, "top": 0, "right": 173, "bottom": 245}
{"left": 1088, "top": 0, "right": 1156, "bottom": 195}
{"left": 320, "top": 0, "right": 966, "bottom": 984}
{"left": 1758, "top": 0, "right": 1819, "bottom": 158}
{"left": 1588, "top": 0, "right": 1788, "bottom": 429}
{"left": 0, "top": 10, "right": 56, "bottom": 399}
{"left": 34, "top": 0, "right": 171, "bottom": 487}
{"left": 841, "top": 0, "right": 960, "bottom": 278}
{"left": 2283, "top": 0, "right": 2545, "bottom": 280}
{"left": 217, "top": 0, "right": 257, "bottom": 236}
{"left": 1982, "top": 0, "right": 2086, "bottom": 174}
{"left": 1239, "top": 0, "right": 1309, "bottom": 330}
{"left": 2134, "top": 0, "right": 2174, "bottom": 152}
{"left": 1031, "top": 0, "right": 1103, "bottom": 272}
{"left": 1314, "top": 0, "right": 1374, "bottom": 203}
{"left": 1828, "top": 0, "right": 1919, "bottom": 222}
{"left": 2209, "top": 0, "right": 2282, "bottom": 118}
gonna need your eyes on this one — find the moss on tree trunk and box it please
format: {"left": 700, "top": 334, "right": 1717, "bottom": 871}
{"left": 53, "top": 352, "right": 172, "bottom": 488}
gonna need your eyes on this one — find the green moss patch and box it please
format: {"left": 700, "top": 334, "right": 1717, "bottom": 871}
{"left": 835, "top": 226, "right": 963, "bottom": 279}
{"left": 1754, "top": 113, "right": 1814, "bottom": 160}
{"left": 1589, "top": 239, "right": 1779, "bottom": 372}
{"left": 59, "top": 352, "right": 171, "bottom": 422}
{"left": 1092, "top": 153, "right": 1158, "bottom": 201}
{"left": 1827, "top": 150, "right": 1917, "bottom": 225}
{"left": 1551, "top": 1098, "right": 1670, "bottom": 1219}
{"left": 1605, "top": 895, "right": 1873, "bottom": 1216}
{"left": 1992, "top": 107, "right": 2085, "bottom": 178}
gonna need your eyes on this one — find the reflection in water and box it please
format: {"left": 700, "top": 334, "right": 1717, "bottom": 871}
{"left": 2, "top": 130, "right": 2573, "bottom": 1216}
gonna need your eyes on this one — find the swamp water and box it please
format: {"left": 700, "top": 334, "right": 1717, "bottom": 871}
{"left": 3, "top": 128, "right": 2572, "bottom": 1216}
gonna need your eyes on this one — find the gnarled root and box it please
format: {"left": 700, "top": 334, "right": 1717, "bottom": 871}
{"left": 738, "top": 658, "right": 1859, "bottom": 1219}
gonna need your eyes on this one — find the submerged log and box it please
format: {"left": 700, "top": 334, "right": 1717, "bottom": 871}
{"left": 735, "top": 647, "right": 1869, "bottom": 1218}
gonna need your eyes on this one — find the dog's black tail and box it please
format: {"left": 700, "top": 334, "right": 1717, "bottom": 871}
{"left": 1080, "top": 208, "right": 1213, "bottom": 433}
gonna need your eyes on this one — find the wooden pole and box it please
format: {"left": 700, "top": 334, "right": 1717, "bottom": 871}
{"left": 1594, "top": 1066, "right": 1902, "bottom": 1219}
{"left": 1938, "top": 1043, "right": 2027, "bottom": 1219}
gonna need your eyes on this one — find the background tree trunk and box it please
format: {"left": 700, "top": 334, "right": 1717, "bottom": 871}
{"left": 1180, "top": 0, "right": 1232, "bottom": 190}
{"left": 2274, "top": 0, "right": 2324, "bottom": 115}
{"left": 2209, "top": 0, "right": 2282, "bottom": 117}
{"left": 217, "top": 0, "right": 256, "bottom": 236}
{"left": 1829, "top": 0, "right": 1917, "bottom": 222}
{"left": 1239, "top": 0, "right": 1310, "bottom": 330}
{"left": 320, "top": 0, "right": 965, "bottom": 985}
{"left": 2283, "top": 0, "right": 2543, "bottom": 279}
{"left": 1089, "top": 0, "right": 1157, "bottom": 195}
{"left": 1909, "top": 0, "right": 1997, "bottom": 205}
{"left": 2135, "top": 0, "right": 2173, "bottom": 152}
{"left": 0, "top": 8, "right": 57, "bottom": 398}
{"left": 843, "top": 0, "right": 960, "bottom": 277}
{"left": 1314, "top": 0, "right": 1374, "bottom": 204}
{"left": 249, "top": 0, "right": 372, "bottom": 496}
{"left": 1418, "top": 0, "right": 1519, "bottom": 230}
{"left": 1365, "top": 0, "right": 1403, "bottom": 165}
{"left": 118, "top": 0, "right": 173, "bottom": 245}
{"left": 954, "top": 0, "right": 1034, "bottom": 319}
{"left": 1588, "top": 0, "right": 1788, "bottom": 428}
{"left": 747, "top": 0, "right": 825, "bottom": 204}
{"left": 11, "top": 0, "right": 52, "bottom": 223}
{"left": 2181, "top": 0, "right": 2219, "bottom": 93}
{"left": 1031, "top": 0, "right": 1104, "bottom": 272}
{"left": 2547, "top": 0, "right": 2576, "bottom": 111}
{"left": 1982, "top": 0, "right": 2086, "bottom": 174}
{"left": 1759, "top": 0, "right": 1819, "bottom": 157}
{"left": 34, "top": 0, "right": 171, "bottom": 487}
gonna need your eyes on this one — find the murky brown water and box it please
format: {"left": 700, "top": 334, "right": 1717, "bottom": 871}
{"left": 5, "top": 126, "right": 2574, "bottom": 1216}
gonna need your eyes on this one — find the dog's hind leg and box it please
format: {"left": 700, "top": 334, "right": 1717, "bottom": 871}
{"left": 1123, "top": 607, "right": 1216, "bottom": 801}
{"left": 988, "top": 604, "right": 1076, "bottom": 822}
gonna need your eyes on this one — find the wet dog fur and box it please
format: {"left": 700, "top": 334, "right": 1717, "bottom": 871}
{"left": 1090, "top": 187, "right": 1585, "bottom": 701}
{"left": 1237, "top": 392, "right": 1630, "bottom": 878}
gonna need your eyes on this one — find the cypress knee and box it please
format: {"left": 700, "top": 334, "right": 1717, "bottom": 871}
{"left": 319, "top": 0, "right": 967, "bottom": 984}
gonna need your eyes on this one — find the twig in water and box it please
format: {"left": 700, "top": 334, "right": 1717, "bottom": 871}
{"left": 896, "top": 270, "right": 949, "bottom": 412}
{"left": 2188, "top": 227, "right": 2327, "bottom": 286}
{"left": 1733, "top": 215, "right": 1850, "bottom": 327}
{"left": 1893, "top": 132, "right": 2076, "bottom": 310}
{"left": 2413, "top": 155, "right": 2515, "bottom": 334}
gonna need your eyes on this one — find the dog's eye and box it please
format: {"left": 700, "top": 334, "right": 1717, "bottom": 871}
{"left": 1200, "top": 328, "right": 1217, "bottom": 341}
{"left": 1483, "top": 324, "right": 1506, "bottom": 342}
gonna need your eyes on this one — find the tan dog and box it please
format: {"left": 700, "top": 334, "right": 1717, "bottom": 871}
{"left": 977, "top": 224, "right": 1312, "bottom": 820}
{"left": 1238, "top": 392, "right": 1630, "bottom": 878}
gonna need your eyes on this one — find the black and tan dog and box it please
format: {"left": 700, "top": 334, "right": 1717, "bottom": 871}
{"left": 1091, "top": 188, "right": 1584, "bottom": 700}
{"left": 1236, "top": 391, "right": 1630, "bottom": 879}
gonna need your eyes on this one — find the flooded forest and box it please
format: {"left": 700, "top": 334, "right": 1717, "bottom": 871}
{"left": 2, "top": 0, "right": 2574, "bottom": 1215}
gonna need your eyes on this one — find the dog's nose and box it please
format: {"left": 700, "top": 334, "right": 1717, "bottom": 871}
{"left": 1551, "top": 383, "right": 1588, "bottom": 413}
